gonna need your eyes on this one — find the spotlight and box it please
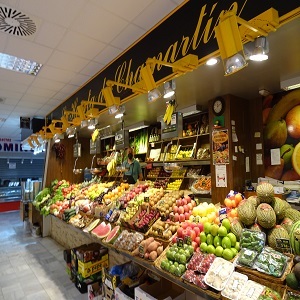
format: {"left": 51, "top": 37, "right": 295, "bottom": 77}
{"left": 114, "top": 105, "right": 125, "bottom": 119}
{"left": 53, "top": 133, "right": 64, "bottom": 143}
{"left": 249, "top": 36, "right": 269, "bottom": 61}
{"left": 206, "top": 58, "right": 219, "bottom": 66}
{"left": 88, "top": 118, "right": 98, "bottom": 130}
{"left": 66, "top": 126, "right": 76, "bottom": 138}
{"left": 163, "top": 80, "right": 176, "bottom": 99}
{"left": 148, "top": 88, "right": 162, "bottom": 103}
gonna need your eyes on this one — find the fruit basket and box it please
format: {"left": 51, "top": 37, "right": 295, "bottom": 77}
{"left": 190, "top": 176, "right": 211, "bottom": 194}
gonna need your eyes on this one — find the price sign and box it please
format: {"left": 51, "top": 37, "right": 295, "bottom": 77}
{"left": 276, "top": 238, "right": 292, "bottom": 253}
{"left": 177, "top": 237, "right": 184, "bottom": 248}
{"left": 219, "top": 207, "right": 227, "bottom": 222}
{"left": 144, "top": 196, "right": 149, "bottom": 203}
{"left": 184, "top": 236, "right": 192, "bottom": 245}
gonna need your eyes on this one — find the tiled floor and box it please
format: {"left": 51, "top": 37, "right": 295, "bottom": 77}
{"left": 0, "top": 211, "right": 86, "bottom": 300}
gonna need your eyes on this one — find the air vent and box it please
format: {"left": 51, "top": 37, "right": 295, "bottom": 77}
{"left": 0, "top": 5, "right": 36, "bottom": 37}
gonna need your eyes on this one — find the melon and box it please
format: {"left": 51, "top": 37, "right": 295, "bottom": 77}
{"left": 290, "top": 220, "right": 300, "bottom": 255}
{"left": 247, "top": 195, "right": 260, "bottom": 208}
{"left": 230, "top": 219, "right": 244, "bottom": 241}
{"left": 92, "top": 221, "right": 111, "bottom": 238}
{"left": 256, "top": 182, "right": 274, "bottom": 204}
{"left": 105, "top": 225, "right": 121, "bottom": 243}
{"left": 256, "top": 203, "right": 276, "bottom": 229}
{"left": 267, "top": 225, "right": 289, "bottom": 249}
{"left": 284, "top": 208, "right": 300, "bottom": 223}
{"left": 237, "top": 201, "right": 256, "bottom": 226}
{"left": 250, "top": 223, "right": 263, "bottom": 232}
{"left": 272, "top": 197, "right": 286, "bottom": 220}
{"left": 281, "top": 218, "right": 294, "bottom": 233}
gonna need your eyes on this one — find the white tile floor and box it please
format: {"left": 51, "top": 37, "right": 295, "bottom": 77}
{"left": 0, "top": 211, "right": 86, "bottom": 300}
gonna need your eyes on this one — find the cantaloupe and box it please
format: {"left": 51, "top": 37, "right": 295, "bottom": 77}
{"left": 267, "top": 225, "right": 289, "bottom": 249}
{"left": 230, "top": 219, "right": 243, "bottom": 241}
{"left": 272, "top": 197, "right": 286, "bottom": 220}
{"left": 256, "top": 203, "right": 276, "bottom": 229}
{"left": 256, "top": 182, "right": 275, "bottom": 204}
{"left": 284, "top": 208, "right": 300, "bottom": 223}
{"left": 290, "top": 220, "right": 300, "bottom": 255}
{"left": 247, "top": 195, "right": 260, "bottom": 208}
{"left": 237, "top": 201, "right": 256, "bottom": 226}
{"left": 281, "top": 218, "right": 294, "bottom": 233}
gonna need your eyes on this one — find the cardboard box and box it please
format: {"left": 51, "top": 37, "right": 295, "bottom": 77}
{"left": 75, "top": 271, "right": 102, "bottom": 294}
{"left": 102, "top": 267, "right": 121, "bottom": 300}
{"left": 87, "top": 281, "right": 103, "bottom": 300}
{"left": 115, "top": 285, "right": 134, "bottom": 300}
{"left": 134, "top": 278, "right": 185, "bottom": 300}
{"left": 78, "top": 253, "right": 109, "bottom": 278}
{"left": 76, "top": 243, "right": 108, "bottom": 263}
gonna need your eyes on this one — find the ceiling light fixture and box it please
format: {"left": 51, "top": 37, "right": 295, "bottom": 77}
{"left": 148, "top": 88, "right": 162, "bottom": 103}
{"left": 125, "top": 121, "right": 151, "bottom": 132}
{"left": 249, "top": 36, "right": 269, "bottom": 61}
{"left": 0, "top": 52, "right": 42, "bottom": 76}
{"left": 163, "top": 80, "right": 176, "bottom": 99}
{"left": 280, "top": 74, "right": 300, "bottom": 91}
{"left": 53, "top": 133, "right": 64, "bottom": 143}
{"left": 206, "top": 58, "right": 219, "bottom": 66}
{"left": 66, "top": 126, "right": 76, "bottom": 138}
{"left": 87, "top": 118, "right": 98, "bottom": 130}
{"left": 215, "top": 11, "right": 248, "bottom": 76}
{"left": 180, "top": 105, "right": 203, "bottom": 117}
{"left": 102, "top": 86, "right": 121, "bottom": 113}
{"left": 114, "top": 105, "right": 125, "bottom": 119}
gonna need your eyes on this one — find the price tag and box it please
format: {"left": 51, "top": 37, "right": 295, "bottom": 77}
{"left": 138, "top": 244, "right": 145, "bottom": 258}
{"left": 144, "top": 196, "right": 149, "bottom": 203}
{"left": 184, "top": 236, "right": 192, "bottom": 245}
{"left": 219, "top": 207, "right": 227, "bottom": 222}
{"left": 276, "top": 238, "right": 292, "bottom": 253}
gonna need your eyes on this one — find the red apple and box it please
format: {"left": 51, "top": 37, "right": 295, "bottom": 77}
{"left": 179, "top": 214, "right": 185, "bottom": 222}
{"left": 195, "top": 247, "right": 200, "bottom": 253}
{"left": 173, "top": 205, "right": 178, "bottom": 213}
{"left": 178, "top": 206, "right": 185, "bottom": 215}
{"left": 174, "top": 213, "right": 179, "bottom": 222}
{"left": 177, "top": 227, "right": 183, "bottom": 238}
{"left": 197, "top": 222, "right": 204, "bottom": 232}
{"left": 172, "top": 235, "right": 177, "bottom": 244}
{"left": 187, "top": 203, "right": 193, "bottom": 211}
{"left": 182, "top": 198, "right": 187, "bottom": 205}
{"left": 192, "top": 241, "right": 198, "bottom": 251}
{"left": 176, "top": 199, "right": 182, "bottom": 206}
{"left": 190, "top": 230, "right": 196, "bottom": 242}
{"left": 195, "top": 236, "right": 200, "bottom": 245}
{"left": 182, "top": 229, "right": 188, "bottom": 237}
{"left": 183, "top": 205, "right": 189, "bottom": 212}
{"left": 181, "top": 222, "right": 188, "bottom": 229}
{"left": 184, "top": 195, "right": 192, "bottom": 203}
{"left": 286, "top": 105, "right": 300, "bottom": 138}
{"left": 193, "top": 227, "right": 200, "bottom": 236}
{"left": 191, "top": 200, "right": 197, "bottom": 207}
{"left": 184, "top": 212, "right": 191, "bottom": 220}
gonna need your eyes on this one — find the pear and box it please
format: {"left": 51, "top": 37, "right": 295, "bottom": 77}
{"left": 264, "top": 119, "right": 287, "bottom": 149}
{"left": 265, "top": 158, "right": 284, "bottom": 180}
{"left": 280, "top": 144, "right": 294, "bottom": 169}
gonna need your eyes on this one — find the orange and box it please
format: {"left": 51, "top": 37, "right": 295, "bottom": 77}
{"left": 224, "top": 198, "right": 232, "bottom": 208}
{"left": 234, "top": 193, "right": 243, "bottom": 204}
{"left": 292, "top": 142, "right": 300, "bottom": 176}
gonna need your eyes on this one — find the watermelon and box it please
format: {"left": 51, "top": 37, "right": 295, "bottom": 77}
{"left": 105, "top": 225, "right": 121, "bottom": 243}
{"left": 92, "top": 221, "right": 111, "bottom": 238}
{"left": 290, "top": 220, "right": 300, "bottom": 255}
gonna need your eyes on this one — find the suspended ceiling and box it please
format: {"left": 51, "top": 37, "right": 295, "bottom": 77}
{"left": 0, "top": 0, "right": 299, "bottom": 141}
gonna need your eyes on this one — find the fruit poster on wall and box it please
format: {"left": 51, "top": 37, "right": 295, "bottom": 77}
{"left": 263, "top": 89, "right": 300, "bottom": 181}
{"left": 212, "top": 129, "right": 229, "bottom": 165}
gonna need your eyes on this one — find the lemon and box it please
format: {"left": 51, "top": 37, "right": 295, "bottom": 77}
{"left": 292, "top": 142, "right": 300, "bottom": 176}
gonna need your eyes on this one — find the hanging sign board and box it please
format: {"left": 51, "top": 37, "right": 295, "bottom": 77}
{"left": 160, "top": 112, "right": 183, "bottom": 140}
{"left": 115, "top": 129, "right": 129, "bottom": 150}
{"left": 73, "top": 143, "right": 81, "bottom": 158}
{"left": 90, "top": 139, "right": 101, "bottom": 155}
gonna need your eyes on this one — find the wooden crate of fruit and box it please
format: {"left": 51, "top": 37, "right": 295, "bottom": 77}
{"left": 145, "top": 218, "right": 179, "bottom": 246}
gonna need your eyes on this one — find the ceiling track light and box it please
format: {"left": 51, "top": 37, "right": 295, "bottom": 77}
{"left": 249, "top": 36, "right": 269, "bottom": 61}
{"left": 53, "top": 133, "right": 64, "bottom": 143}
{"left": 215, "top": 8, "right": 279, "bottom": 76}
{"left": 114, "top": 105, "right": 125, "bottom": 119}
{"left": 87, "top": 118, "right": 98, "bottom": 129}
{"left": 163, "top": 80, "right": 176, "bottom": 99}
{"left": 102, "top": 86, "right": 121, "bottom": 109}
{"left": 66, "top": 126, "right": 76, "bottom": 138}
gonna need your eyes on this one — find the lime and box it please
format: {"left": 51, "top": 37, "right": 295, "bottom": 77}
{"left": 187, "top": 245, "right": 194, "bottom": 255}
{"left": 222, "top": 236, "right": 231, "bottom": 249}
{"left": 179, "top": 254, "right": 187, "bottom": 264}
{"left": 178, "top": 264, "right": 186, "bottom": 274}
{"left": 215, "top": 246, "right": 224, "bottom": 257}
{"left": 174, "top": 253, "right": 181, "bottom": 262}
{"left": 173, "top": 261, "right": 179, "bottom": 267}
{"left": 207, "top": 244, "right": 216, "bottom": 254}
{"left": 223, "top": 248, "right": 234, "bottom": 260}
{"left": 222, "top": 218, "right": 231, "bottom": 231}
{"left": 227, "top": 232, "right": 237, "bottom": 247}
{"left": 174, "top": 266, "right": 181, "bottom": 277}
{"left": 161, "top": 259, "right": 168, "bottom": 270}
{"left": 169, "top": 265, "right": 176, "bottom": 274}
{"left": 200, "top": 242, "right": 208, "bottom": 253}
{"left": 218, "top": 225, "right": 228, "bottom": 237}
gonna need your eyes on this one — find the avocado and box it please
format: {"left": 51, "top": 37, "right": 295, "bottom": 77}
{"left": 286, "top": 272, "right": 299, "bottom": 290}
{"left": 295, "top": 262, "right": 300, "bottom": 281}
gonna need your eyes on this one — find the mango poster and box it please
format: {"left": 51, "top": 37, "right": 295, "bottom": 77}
{"left": 263, "top": 88, "right": 300, "bottom": 181}
{"left": 212, "top": 129, "right": 229, "bottom": 165}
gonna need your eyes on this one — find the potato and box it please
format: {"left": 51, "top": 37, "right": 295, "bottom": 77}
{"left": 149, "top": 251, "right": 158, "bottom": 261}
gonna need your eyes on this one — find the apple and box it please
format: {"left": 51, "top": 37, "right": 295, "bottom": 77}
{"left": 197, "top": 222, "right": 204, "bottom": 232}
{"left": 183, "top": 204, "right": 189, "bottom": 212}
{"left": 185, "top": 212, "right": 191, "bottom": 220}
{"left": 177, "top": 227, "right": 183, "bottom": 238}
{"left": 181, "top": 222, "right": 188, "bottom": 229}
{"left": 193, "top": 226, "right": 200, "bottom": 236}
{"left": 286, "top": 105, "right": 300, "bottom": 138}
{"left": 179, "top": 214, "right": 185, "bottom": 222}
{"left": 178, "top": 206, "right": 185, "bottom": 215}
{"left": 182, "top": 229, "right": 188, "bottom": 237}
{"left": 184, "top": 195, "right": 192, "bottom": 203}
{"left": 187, "top": 203, "right": 193, "bottom": 211}
{"left": 195, "top": 236, "right": 200, "bottom": 245}
{"left": 182, "top": 198, "right": 187, "bottom": 205}
{"left": 174, "top": 213, "right": 179, "bottom": 222}
{"left": 191, "top": 200, "right": 196, "bottom": 207}
{"left": 173, "top": 205, "right": 179, "bottom": 213}
{"left": 172, "top": 235, "right": 177, "bottom": 243}
{"left": 190, "top": 230, "right": 196, "bottom": 241}
{"left": 192, "top": 241, "right": 198, "bottom": 251}
{"left": 176, "top": 199, "right": 182, "bottom": 206}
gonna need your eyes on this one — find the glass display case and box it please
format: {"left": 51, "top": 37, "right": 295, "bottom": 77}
{"left": 0, "top": 186, "right": 22, "bottom": 203}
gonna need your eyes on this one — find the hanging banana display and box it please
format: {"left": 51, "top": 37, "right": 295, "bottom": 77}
{"left": 91, "top": 129, "right": 99, "bottom": 142}
{"left": 163, "top": 100, "right": 176, "bottom": 125}
{"left": 107, "top": 158, "right": 117, "bottom": 176}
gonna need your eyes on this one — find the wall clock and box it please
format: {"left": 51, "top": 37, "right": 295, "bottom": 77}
{"left": 212, "top": 97, "right": 225, "bottom": 116}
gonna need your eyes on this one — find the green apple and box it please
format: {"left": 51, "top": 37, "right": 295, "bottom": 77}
{"left": 280, "top": 144, "right": 294, "bottom": 169}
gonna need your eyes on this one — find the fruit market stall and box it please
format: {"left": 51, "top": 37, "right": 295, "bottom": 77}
{"left": 32, "top": 177, "right": 300, "bottom": 299}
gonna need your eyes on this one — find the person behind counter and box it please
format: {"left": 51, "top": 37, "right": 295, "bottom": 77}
{"left": 122, "top": 149, "right": 143, "bottom": 184}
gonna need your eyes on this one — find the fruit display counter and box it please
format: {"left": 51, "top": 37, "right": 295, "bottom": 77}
{"left": 32, "top": 178, "right": 300, "bottom": 299}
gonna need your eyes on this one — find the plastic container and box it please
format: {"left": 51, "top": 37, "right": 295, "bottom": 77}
{"left": 221, "top": 271, "right": 248, "bottom": 300}
{"left": 238, "top": 280, "right": 264, "bottom": 300}
{"left": 236, "top": 248, "right": 258, "bottom": 268}
{"left": 204, "top": 257, "right": 234, "bottom": 291}
{"left": 240, "top": 229, "right": 266, "bottom": 253}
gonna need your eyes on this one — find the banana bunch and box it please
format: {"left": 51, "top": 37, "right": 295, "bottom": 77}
{"left": 91, "top": 129, "right": 99, "bottom": 142}
{"left": 107, "top": 158, "right": 116, "bottom": 176}
{"left": 163, "top": 101, "right": 175, "bottom": 125}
